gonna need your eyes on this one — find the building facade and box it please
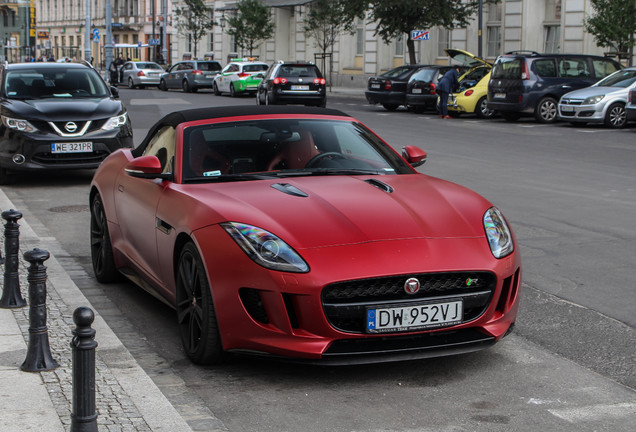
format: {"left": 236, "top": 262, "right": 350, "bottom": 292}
{"left": 2, "top": 0, "right": 633, "bottom": 84}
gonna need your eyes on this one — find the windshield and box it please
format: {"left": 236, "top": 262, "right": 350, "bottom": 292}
{"left": 181, "top": 118, "right": 413, "bottom": 182}
{"left": 4, "top": 67, "right": 110, "bottom": 99}
{"left": 381, "top": 66, "right": 417, "bottom": 79}
{"left": 595, "top": 70, "right": 636, "bottom": 88}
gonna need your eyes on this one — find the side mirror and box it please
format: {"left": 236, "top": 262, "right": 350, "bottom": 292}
{"left": 402, "top": 145, "right": 427, "bottom": 168}
{"left": 125, "top": 155, "right": 171, "bottom": 180}
{"left": 110, "top": 86, "right": 119, "bottom": 98}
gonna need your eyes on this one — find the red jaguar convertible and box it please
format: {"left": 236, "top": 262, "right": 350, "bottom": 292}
{"left": 90, "top": 106, "right": 521, "bottom": 365}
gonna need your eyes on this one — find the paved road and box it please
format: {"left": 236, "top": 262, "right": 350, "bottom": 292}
{"left": 3, "top": 87, "right": 634, "bottom": 431}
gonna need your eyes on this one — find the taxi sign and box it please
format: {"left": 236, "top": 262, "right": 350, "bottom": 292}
{"left": 411, "top": 30, "right": 430, "bottom": 41}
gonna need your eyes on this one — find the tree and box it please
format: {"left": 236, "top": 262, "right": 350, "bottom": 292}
{"left": 304, "top": 0, "right": 366, "bottom": 78}
{"left": 173, "top": 0, "right": 215, "bottom": 59}
{"left": 365, "top": 0, "right": 494, "bottom": 64}
{"left": 226, "top": 0, "right": 275, "bottom": 57}
{"left": 585, "top": 0, "right": 635, "bottom": 66}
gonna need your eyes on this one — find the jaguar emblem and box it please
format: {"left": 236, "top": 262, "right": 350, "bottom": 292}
{"left": 404, "top": 277, "right": 420, "bottom": 294}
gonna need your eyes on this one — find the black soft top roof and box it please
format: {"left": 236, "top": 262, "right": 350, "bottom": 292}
{"left": 134, "top": 105, "right": 351, "bottom": 155}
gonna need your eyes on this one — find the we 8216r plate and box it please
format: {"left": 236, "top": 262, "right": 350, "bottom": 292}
{"left": 366, "top": 300, "right": 462, "bottom": 333}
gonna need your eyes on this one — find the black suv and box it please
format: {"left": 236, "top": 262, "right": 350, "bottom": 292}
{"left": 256, "top": 61, "right": 326, "bottom": 107}
{"left": 0, "top": 62, "right": 133, "bottom": 184}
{"left": 487, "top": 51, "right": 622, "bottom": 123}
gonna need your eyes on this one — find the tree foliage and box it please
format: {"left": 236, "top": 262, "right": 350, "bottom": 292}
{"left": 364, "top": 0, "right": 496, "bottom": 64}
{"left": 226, "top": 0, "right": 275, "bottom": 56}
{"left": 585, "top": 0, "right": 635, "bottom": 65}
{"left": 173, "top": 0, "right": 215, "bottom": 58}
{"left": 304, "top": 0, "right": 365, "bottom": 54}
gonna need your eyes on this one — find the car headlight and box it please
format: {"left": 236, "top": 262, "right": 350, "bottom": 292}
{"left": 101, "top": 113, "right": 128, "bottom": 131}
{"left": 483, "top": 207, "right": 514, "bottom": 259}
{"left": 583, "top": 95, "right": 605, "bottom": 105}
{"left": 221, "top": 222, "right": 309, "bottom": 273}
{"left": 1, "top": 115, "right": 38, "bottom": 132}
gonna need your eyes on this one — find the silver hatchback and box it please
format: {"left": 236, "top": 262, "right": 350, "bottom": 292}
{"left": 558, "top": 67, "right": 636, "bottom": 128}
{"left": 120, "top": 62, "right": 165, "bottom": 89}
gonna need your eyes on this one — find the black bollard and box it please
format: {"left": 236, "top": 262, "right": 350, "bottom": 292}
{"left": 70, "top": 307, "right": 98, "bottom": 432}
{"left": 0, "top": 209, "right": 26, "bottom": 308}
{"left": 21, "top": 248, "right": 59, "bottom": 372}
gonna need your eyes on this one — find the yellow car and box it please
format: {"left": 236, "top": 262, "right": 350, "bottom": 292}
{"left": 446, "top": 50, "right": 494, "bottom": 119}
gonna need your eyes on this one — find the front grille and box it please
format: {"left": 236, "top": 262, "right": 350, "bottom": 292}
{"left": 560, "top": 99, "right": 583, "bottom": 106}
{"left": 31, "top": 150, "right": 109, "bottom": 165}
{"left": 322, "top": 271, "right": 496, "bottom": 333}
{"left": 30, "top": 119, "right": 108, "bottom": 136}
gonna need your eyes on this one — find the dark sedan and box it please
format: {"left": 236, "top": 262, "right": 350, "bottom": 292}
{"left": 365, "top": 64, "right": 432, "bottom": 111}
{"left": 0, "top": 62, "right": 133, "bottom": 185}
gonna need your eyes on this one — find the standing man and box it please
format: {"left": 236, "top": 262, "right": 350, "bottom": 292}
{"left": 437, "top": 65, "right": 460, "bottom": 119}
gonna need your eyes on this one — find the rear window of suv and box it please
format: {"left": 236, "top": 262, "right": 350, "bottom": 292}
{"left": 278, "top": 65, "right": 319, "bottom": 78}
{"left": 491, "top": 57, "right": 521, "bottom": 79}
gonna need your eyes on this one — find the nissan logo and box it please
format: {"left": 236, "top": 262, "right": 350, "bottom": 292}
{"left": 404, "top": 277, "right": 420, "bottom": 295}
{"left": 64, "top": 122, "right": 78, "bottom": 133}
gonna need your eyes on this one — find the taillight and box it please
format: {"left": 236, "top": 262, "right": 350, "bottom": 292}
{"left": 430, "top": 83, "right": 437, "bottom": 94}
{"left": 136, "top": 71, "right": 145, "bottom": 77}
{"left": 237, "top": 72, "right": 249, "bottom": 78}
{"left": 384, "top": 80, "right": 392, "bottom": 90}
{"left": 273, "top": 77, "right": 287, "bottom": 85}
{"left": 465, "top": 89, "right": 474, "bottom": 97}
{"left": 313, "top": 78, "right": 326, "bottom": 85}
{"left": 629, "top": 90, "right": 634, "bottom": 103}
{"left": 192, "top": 70, "right": 203, "bottom": 75}
{"left": 521, "top": 60, "right": 529, "bottom": 80}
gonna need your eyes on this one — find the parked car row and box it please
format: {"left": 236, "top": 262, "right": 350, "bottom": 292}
{"left": 366, "top": 50, "right": 635, "bottom": 128}
{"left": 116, "top": 58, "right": 328, "bottom": 107}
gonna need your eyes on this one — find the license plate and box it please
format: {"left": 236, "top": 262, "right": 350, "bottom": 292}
{"left": 412, "top": 88, "right": 422, "bottom": 94}
{"left": 371, "top": 83, "right": 380, "bottom": 89}
{"left": 494, "top": 92, "right": 506, "bottom": 99}
{"left": 367, "top": 300, "right": 462, "bottom": 333}
{"left": 51, "top": 142, "right": 93, "bottom": 153}
{"left": 561, "top": 105, "right": 575, "bottom": 112}
{"left": 205, "top": 74, "right": 214, "bottom": 78}
{"left": 291, "top": 85, "right": 309, "bottom": 91}
{"left": 148, "top": 73, "right": 159, "bottom": 77}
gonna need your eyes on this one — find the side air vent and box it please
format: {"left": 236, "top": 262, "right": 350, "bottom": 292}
{"left": 271, "top": 183, "right": 309, "bottom": 197}
{"left": 364, "top": 179, "right": 394, "bottom": 193}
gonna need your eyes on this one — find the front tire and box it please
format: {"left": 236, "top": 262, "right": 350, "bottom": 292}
{"left": 535, "top": 96, "right": 558, "bottom": 123}
{"left": 182, "top": 80, "right": 191, "bottom": 93}
{"left": 176, "top": 242, "right": 224, "bottom": 364}
{"left": 90, "top": 194, "right": 120, "bottom": 283}
{"left": 604, "top": 102, "right": 627, "bottom": 128}
{"left": 213, "top": 82, "right": 221, "bottom": 96}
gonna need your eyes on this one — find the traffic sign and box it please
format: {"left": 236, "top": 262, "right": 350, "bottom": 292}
{"left": 92, "top": 28, "right": 99, "bottom": 36}
{"left": 411, "top": 30, "right": 430, "bottom": 41}
{"left": 92, "top": 35, "right": 100, "bottom": 43}
{"left": 148, "top": 39, "right": 160, "bottom": 46}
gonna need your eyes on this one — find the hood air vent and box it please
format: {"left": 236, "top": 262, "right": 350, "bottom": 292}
{"left": 271, "top": 183, "right": 309, "bottom": 197}
{"left": 364, "top": 178, "right": 394, "bottom": 193}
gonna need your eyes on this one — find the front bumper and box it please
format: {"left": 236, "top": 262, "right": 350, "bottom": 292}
{"left": 557, "top": 103, "right": 605, "bottom": 123}
{"left": 0, "top": 127, "right": 133, "bottom": 171}
{"left": 197, "top": 227, "right": 522, "bottom": 364}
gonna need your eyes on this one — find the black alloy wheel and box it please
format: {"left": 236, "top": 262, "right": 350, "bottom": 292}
{"left": 176, "top": 242, "right": 224, "bottom": 364}
{"left": 90, "top": 194, "right": 120, "bottom": 283}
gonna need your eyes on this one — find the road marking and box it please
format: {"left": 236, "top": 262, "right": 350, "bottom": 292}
{"left": 129, "top": 98, "right": 191, "bottom": 105}
{"left": 548, "top": 402, "right": 636, "bottom": 423}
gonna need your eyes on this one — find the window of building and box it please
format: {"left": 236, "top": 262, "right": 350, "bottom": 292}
{"left": 395, "top": 34, "right": 404, "bottom": 57}
{"left": 488, "top": 2, "right": 502, "bottom": 21}
{"left": 356, "top": 20, "right": 363, "bottom": 56}
{"left": 544, "top": 25, "right": 560, "bottom": 53}
{"left": 487, "top": 26, "right": 501, "bottom": 58}
{"left": 437, "top": 28, "right": 449, "bottom": 57}
{"left": 546, "top": 0, "right": 561, "bottom": 20}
